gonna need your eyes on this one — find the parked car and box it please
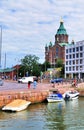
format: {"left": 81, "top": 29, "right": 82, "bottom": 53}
{"left": 0, "top": 78, "right": 3, "bottom": 86}
{"left": 18, "top": 76, "right": 37, "bottom": 83}
{"left": 50, "top": 78, "right": 63, "bottom": 83}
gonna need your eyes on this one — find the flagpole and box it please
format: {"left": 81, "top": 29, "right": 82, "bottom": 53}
{"left": 4, "top": 53, "right": 6, "bottom": 69}
{"left": 0, "top": 26, "right": 2, "bottom": 68}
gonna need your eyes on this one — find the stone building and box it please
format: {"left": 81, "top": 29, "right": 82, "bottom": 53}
{"left": 0, "top": 65, "right": 20, "bottom": 80}
{"left": 45, "top": 19, "right": 69, "bottom": 66}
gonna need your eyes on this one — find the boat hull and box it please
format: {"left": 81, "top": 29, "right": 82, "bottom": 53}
{"left": 47, "top": 98, "right": 63, "bottom": 103}
{"left": 47, "top": 93, "right": 63, "bottom": 103}
{"left": 2, "top": 99, "right": 31, "bottom": 112}
{"left": 63, "top": 91, "right": 79, "bottom": 101}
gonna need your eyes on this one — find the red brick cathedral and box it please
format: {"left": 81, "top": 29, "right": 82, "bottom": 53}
{"left": 45, "top": 19, "right": 69, "bottom": 66}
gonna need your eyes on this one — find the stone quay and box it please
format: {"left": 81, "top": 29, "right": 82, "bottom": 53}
{"left": 0, "top": 80, "right": 84, "bottom": 108}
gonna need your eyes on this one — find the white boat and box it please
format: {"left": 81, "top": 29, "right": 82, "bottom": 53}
{"left": 63, "top": 90, "right": 79, "bottom": 101}
{"left": 47, "top": 91, "right": 63, "bottom": 103}
{"left": 2, "top": 99, "right": 31, "bottom": 112}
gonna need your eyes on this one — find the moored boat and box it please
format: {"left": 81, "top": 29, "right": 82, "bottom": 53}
{"left": 2, "top": 99, "right": 31, "bottom": 112}
{"left": 63, "top": 90, "right": 79, "bottom": 101}
{"left": 47, "top": 91, "right": 63, "bottom": 103}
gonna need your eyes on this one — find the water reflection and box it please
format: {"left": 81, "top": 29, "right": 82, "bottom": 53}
{"left": 0, "top": 98, "right": 83, "bottom": 130}
{"left": 45, "top": 101, "right": 66, "bottom": 130}
{"left": 65, "top": 99, "right": 79, "bottom": 112}
{"left": 63, "top": 98, "right": 84, "bottom": 130}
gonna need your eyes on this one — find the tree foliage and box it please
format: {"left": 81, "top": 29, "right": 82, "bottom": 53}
{"left": 56, "top": 59, "right": 63, "bottom": 67}
{"left": 19, "top": 54, "right": 41, "bottom": 77}
{"left": 40, "top": 61, "right": 50, "bottom": 72}
{"left": 56, "top": 59, "right": 64, "bottom": 77}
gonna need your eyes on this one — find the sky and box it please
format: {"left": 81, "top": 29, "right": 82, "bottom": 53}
{"left": 0, "top": 0, "right": 84, "bottom": 68}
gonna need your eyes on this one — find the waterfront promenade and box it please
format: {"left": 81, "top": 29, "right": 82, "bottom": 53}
{"left": 0, "top": 80, "right": 84, "bottom": 108}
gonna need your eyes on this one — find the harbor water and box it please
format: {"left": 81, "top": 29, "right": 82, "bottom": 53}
{"left": 0, "top": 97, "right": 84, "bottom": 130}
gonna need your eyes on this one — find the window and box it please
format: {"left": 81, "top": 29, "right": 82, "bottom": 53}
{"left": 76, "top": 60, "right": 78, "bottom": 64}
{"left": 66, "top": 67, "right": 68, "bottom": 71}
{"left": 76, "top": 66, "right": 78, "bottom": 71}
{"left": 76, "top": 47, "right": 79, "bottom": 51}
{"left": 69, "top": 67, "right": 71, "bottom": 71}
{"left": 56, "top": 48, "right": 58, "bottom": 52}
{"left": 80, "top": 46, "right": 83, "bottom": 51}
{"left": 69, "top": 55, "right": 71, "bottom": 59}
{"left": 66, "top": 49, "right": 68, "bottom": 53}
{"left": 80, "top": 53, "right": 83, "bottom": 57}
{"left": 56, "top": 48, "right": 59, "bottom": 57}
{"left": 80, "top": 59, "right": 82, "bottom": 64}
{"left": 69, "top": 48, "right": 71, "bottom": 53}
{"left": 80, "top": 66, "right": 82, "bottom": 71}
{"left": 76, "top": 53, "right": 79, "bottom": 58}
{"left": 69, "top": 61, "right": 71, "bottom": 65}
{"left": 73, "top": 60, "right": 75, "bottom": 64}
{"left": 73, "top": 66, "right": 75, "bottom": 71}
{"left": 73, "top": 48, "right": 75, "bottom": 52}
{"left": 66, "top": 55, "right": 68, "bottom": 59}
{"left": 66, "top": 61, "right": 68, "bottom": 65}
{"left": 73, "top": 54, "right": 75, "bottom": 58}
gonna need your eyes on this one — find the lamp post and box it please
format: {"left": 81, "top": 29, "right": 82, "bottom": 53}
{"left": 15, "top": 58, "right": 20, "bottom": 80}
{"left": 45, "top": 61, "right": 46, "bottom": 72}
{"left": 80, "top": 67, "right": 82, "bottom": 79}
{"left": 0, "top": 26, "right": 2, "bottom": 68}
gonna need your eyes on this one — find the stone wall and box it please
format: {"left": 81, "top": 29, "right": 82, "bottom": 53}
{"left": 0, "top": 90, "right": 49, "bottom": 108}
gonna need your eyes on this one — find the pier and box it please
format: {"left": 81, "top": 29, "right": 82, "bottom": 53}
{"left": 0, "top": 80, "right": 84, "bottom": 108}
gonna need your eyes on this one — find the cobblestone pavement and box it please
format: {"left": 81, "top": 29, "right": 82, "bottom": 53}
{"left": 0, "top": 80, "right": 52, "bottom": 92}
{"left": 0, "top": 80, "right": 84, "bottom": 96}
{"left": 0, "top": 80, "right": 76, "bottom": 94}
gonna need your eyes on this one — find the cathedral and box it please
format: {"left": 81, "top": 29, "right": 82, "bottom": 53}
{"left": 45, "top": 19, "right": 69, "bottom": 66}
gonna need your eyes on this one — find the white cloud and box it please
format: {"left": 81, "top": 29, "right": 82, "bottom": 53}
{"left": 0, "top": 0, "right": 84, "bottom": 68}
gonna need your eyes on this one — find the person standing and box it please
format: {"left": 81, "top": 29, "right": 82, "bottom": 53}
{"left": 28, "top": 81, "right": 31, "bottom": 89}
{"left": 33, "top": 80, "right": 37, "bottom": 89}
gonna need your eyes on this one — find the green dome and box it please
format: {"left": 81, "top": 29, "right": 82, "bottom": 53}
{"left": 45, "top": 44, "right": 47, "bottom": 47}
{"left": 49, "top": 41, "right": 52, "bottom": 47}
{"left": 57, "top": 21, "right": 67, "bottom": 35}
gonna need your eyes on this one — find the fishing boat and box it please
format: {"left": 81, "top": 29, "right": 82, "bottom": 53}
{"left": 63, "top": 90, "right": 79, "bottom": 101}
{"left": 2, "top": 99, "right": 31, "bottom": 112}
{"left": 47, "top": 91, "right": 63, "bottom": 103}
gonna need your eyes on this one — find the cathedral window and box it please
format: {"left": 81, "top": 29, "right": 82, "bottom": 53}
{"left": 56, "top": 48, "right": 59, "bottom": 57}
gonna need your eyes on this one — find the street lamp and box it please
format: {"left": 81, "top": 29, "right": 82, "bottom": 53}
{"left": 80, "top": 67, "right": 82, "bottom": 79}
{"left": 15, "top": 58, "right": 20, "bottom": 80}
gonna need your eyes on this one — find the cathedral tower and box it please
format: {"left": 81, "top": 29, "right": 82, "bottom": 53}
{"left": 55, "top": 19, "right": 68, "bottom": 44}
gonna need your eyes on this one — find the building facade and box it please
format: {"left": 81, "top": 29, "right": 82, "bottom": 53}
{"left": 65, "top": 40, "right": 84, "bottom": 79}
{"left": 0, "top": 65, "right": 21, "bottom": 80}
{"left": 45, "top": 19, "right": 69, "bottom": 66}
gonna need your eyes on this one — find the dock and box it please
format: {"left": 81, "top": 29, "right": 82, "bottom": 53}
{"left": 0, "top": 80, "right": 84, "bottom": 108}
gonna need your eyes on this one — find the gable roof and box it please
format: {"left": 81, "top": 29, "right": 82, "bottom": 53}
{"left": 0, "top": 68, "right": 16, "bottom": 73}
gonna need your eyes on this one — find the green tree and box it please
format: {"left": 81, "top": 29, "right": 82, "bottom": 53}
{"left": 56, "top": 59, "right": 63, "bottom": 67}
{"left": 40, "top": 61, "right": 50, "bottom": 72}
{"left": 20, "top": 54, "right": 41, "bottom": 77}
{"left": 56, "top": 59, "right": 64, "bottom": 77}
